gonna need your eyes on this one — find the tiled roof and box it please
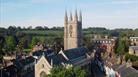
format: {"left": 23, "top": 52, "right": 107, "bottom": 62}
{"left": 113, "top": 64, "right": 138, "bottom": 77}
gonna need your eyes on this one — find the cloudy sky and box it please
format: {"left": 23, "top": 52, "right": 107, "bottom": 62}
{"left": 0, "top": 0, "right": 138, "bottom": 29}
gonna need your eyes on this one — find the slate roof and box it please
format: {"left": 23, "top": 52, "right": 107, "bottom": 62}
{"left": 46, "top": 54, "right": 67, "bottom": 66}
{"left": 13, "top": 56, "right": 35, "bottom": 69}
{"left": 2, "top": 65, "right": 17, "bottom": 77}
{"left": 33, "top": 50, "right": 54, "bottom": 57}
{"left": 35, "top": 47, "right": 89, "bottom": 66}
{"left": 113, "top": 64, "right": 138, "bottom": 77}
{"left": 63, "top": 47, "right": 88, "bottom": 60}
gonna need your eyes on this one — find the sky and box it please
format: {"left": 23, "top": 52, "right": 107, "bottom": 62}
{"left": 0, "top": 0, "right": 138, "bottom": 29}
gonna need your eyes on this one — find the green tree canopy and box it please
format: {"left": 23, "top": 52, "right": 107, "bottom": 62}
{"left": 5, "top": 36, "right": 16, "bottom": 51}
{"left": 116, "top": 39, "right": 125, "bottom": 55}
{"left": 30, "top": 37, "right": 39, "bottom": 48}
{"left": 48, "top": 67, "right": 88, "bottom": 77}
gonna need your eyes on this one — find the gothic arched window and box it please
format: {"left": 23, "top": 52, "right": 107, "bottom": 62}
{"left": 69, "top": 25, "right": 73, "bottom": 37}
{"left": 40, "top": 71, "right": 46, "bottom": 77}
{"left": 42, "top": 64, "right": 44, "bottom": 68}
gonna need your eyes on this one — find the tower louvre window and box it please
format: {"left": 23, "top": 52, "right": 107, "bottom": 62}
{"left": 69, "top": 25, "right": 73, "bottom": 37}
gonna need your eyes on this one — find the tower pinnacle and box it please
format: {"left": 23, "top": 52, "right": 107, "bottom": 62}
{"left": 74, "top": 9, "right": 78, "bottom": 21}
{"left": 79, "top": 10, "right": 82, "bottom": 22}
{"left": 64, "top": 10, "right": 68, "bottom": 24}
{"left": 70, "top": 11, "right": 73, "bottom": 21}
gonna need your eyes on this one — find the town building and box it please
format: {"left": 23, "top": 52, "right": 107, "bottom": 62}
{"left": 32, "top": 44, "right": 44, "bottom": 52}
{"left": 129, "top": 46, "right": 138, "bottom": 56}
{"left": 129, "top": 37, "right": 138, "bottom": 56}
{"left": 130, "top": 37, "right": 138, "bottom": 46}
{"left": 92, "top": 35, "right": 116, "bottom": 53}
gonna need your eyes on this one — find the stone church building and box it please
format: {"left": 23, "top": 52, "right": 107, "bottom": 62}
{"left": 34, "top": 10, "right": 94, "bottom": 77}
{"left": 34, "top": 47, "right": 92, "bottom": 77}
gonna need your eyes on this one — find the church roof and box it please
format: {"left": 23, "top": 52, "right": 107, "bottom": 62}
{"left": 63, "top": 47, "right": 88, "bottom": 60}
{"left": 33, "top": 50, "right": 54, "bottom": 57}
{"left": 34, "top": 47, "right": 89, "bottom": 67}
{"left": 46, "top": 54, "right": 67, "bottom": 66}
{"left": 47, "top": 47, "right": 89, "bottom": 66}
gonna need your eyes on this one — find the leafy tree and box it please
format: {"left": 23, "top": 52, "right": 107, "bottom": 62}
{"left": 52, "top": 37, "right": 63, "bottom": 53}
{"left": 116, "top": 38, "right": 126, "bottom": 55}
{"left": 5, "top": 36, "right": 16, "bottom": 52}
{"left": 83, "top": 37, "right": 94, "bottom": 51}
{"left": 48, "top": 67, "right": 88, "bottom": 77}
{"left": 16, "top": 36, "right": 32, "bottom": 54}
{"left": 0, "top": 55, "right": 3, "bottom": 63}
{"left": 23, "top": 36, "right": 32, "bottom": 48}
{"left": 16, "top": 38, "right": 25, "bottom": 53}
{"left": 30, "top": 37, "right": 39, "bottom": 48}
{"left": 7, "top": 26, "right": 17, "bottom": 35}
{"left": 35, "top": 26, "right": 44, "bottom": 30}
{"left": 116, "top": 31, "right": 131, "bottom": 55}
{"left": 134, "top": 28, "right": 138, "bottom": 36}
{"left": 125, "top": 53, "right": 138, "bottom": 61}
{"left": 0, "top": 36, "right": 5, "bottom": 53}
{"left": 44, "top": 26, "right": 49, "bottom": 30}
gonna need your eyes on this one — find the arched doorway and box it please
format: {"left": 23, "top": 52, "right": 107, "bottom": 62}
{"left": 40, "top": 71, "right": 46, "bottom": 77}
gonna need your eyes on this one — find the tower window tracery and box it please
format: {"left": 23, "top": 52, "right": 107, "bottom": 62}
{"left": 69, "top": 25, "right": 73, "bottom": 37}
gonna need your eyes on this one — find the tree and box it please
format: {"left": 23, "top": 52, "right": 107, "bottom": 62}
{"left": 5, "top": 36, "right": 16, "bottom": 52}
{"left": 83, "top": 36, "right": 94, "bottom": 51}
{"left": 22, "top": 36, "right": 32, "bottom": 49}
{"left": 125, "top": 53, "right": 138, "bottom": 62}
{"left": 35, "top": 26, "right": 44, "bottom": 30}
{"left": 0, "top": 36, "right": 5, "bottom": 53}
{"left": 116, "top": 39, "right": 125, "bottom": 55}
{"left": 52, "top": 37, "right": 63, "bottom": 53}
{"left": 7, "top": 26, "right": 17, "bottom": 35}
{"left": 116, "top": 31, "right": 131, "bottom": 55}
{"left": 48, "top": 67, "right": 88, "bottom": 77}
{"left": 16, "top": 38, "right": 25, "bottom": 53}
{"left": 30, "top": 37, "right": 39, "bottom": 48}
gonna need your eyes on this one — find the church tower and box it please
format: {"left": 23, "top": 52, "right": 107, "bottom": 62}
{"left": 64, "top": 10, "right": 83, "bottom": 50}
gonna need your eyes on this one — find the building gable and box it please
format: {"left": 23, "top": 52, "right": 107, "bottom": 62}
{"left": 35, "top": 56, "right": 52, "bottom": 77}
